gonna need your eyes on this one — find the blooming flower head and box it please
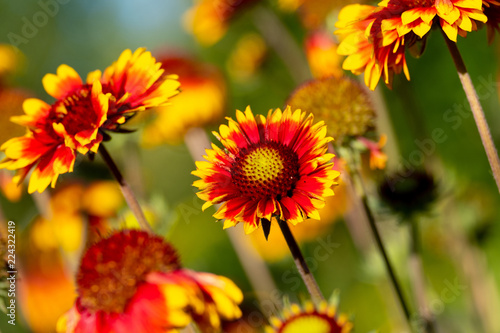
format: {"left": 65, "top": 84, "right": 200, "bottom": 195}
{"left": 336, "top": 0, "right": 487, "bottom": 89}
{"left": 192, "top": 106, "right": 340, "bottom": 234}
{"left": 185, "top": 0, "right": 260, "bottom": 45}
{"left": 0, "top": 48, "right": 179, "bottom": 193}
{"left": 142, "top": 54, "right": 226, "bottom": 146}
{"left": 266, "top": 299, "right": 353, "bottom": 333}
{"left": 287, "top": 76, "right": 375, "bottom": 143}
{"left": 58, "top": 230, "right": 243, "bottom": 333}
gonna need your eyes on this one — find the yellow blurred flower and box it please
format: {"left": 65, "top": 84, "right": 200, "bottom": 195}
{"left": 81, "top": 181, "right": 122, "bottom": 218}
{"left": 227, "top": 33, "right": 267, "bottom": 81}
{"left": 142, "top": 54, "right": 227, "bottom": 146}
{"left": 279, "top": 0, "right": 363, "bottom": 29}
{"left": 0, "top": 170, "right": 23, "bottom": 202}
{"left": 0, "top": 44, "right": 22, "bottom": 78}
{"left": 305, "top": 30, "right": 343, "bottom": 79}
{"left": 31, "top": 181, "right": 123, "bottom": 255}
{"left": 19, "top": 217, "right": 77, "bottom": 333}
{"left": 0, "top": 88, "right": 31, "bottom": 146}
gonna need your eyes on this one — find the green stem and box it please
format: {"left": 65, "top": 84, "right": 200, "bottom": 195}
{"left": 350, "top": 167, "right": 412, "bottom": 324}
{"left": 409, "top": 221, "right": 438, "bottom": 333}
{"left": 441, "top": 30, "right": 500, "bottom": 194}
{"left": 278, "top": 219, "right": 325, "bottom": 304}
{"left": 98, "top": 144, "right": 153, "bottom": 233}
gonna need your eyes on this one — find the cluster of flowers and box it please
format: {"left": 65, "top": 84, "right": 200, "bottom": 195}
{"left": 0, "top": 48, "right": 179, "bottom": 193}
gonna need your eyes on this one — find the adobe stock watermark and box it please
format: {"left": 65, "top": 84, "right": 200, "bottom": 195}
{"left": 386, "top": 74, "right": 499, "bottom": 190}
{"left": 402, "top": 277, "right": 467, "bottom": 333}
{"left": 7, "top": 0, "right": 71, "bottom": 49}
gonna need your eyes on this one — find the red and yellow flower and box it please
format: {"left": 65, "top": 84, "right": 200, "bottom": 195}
{"left": 192, "top": 106, "right": 340, "bottom": 234}
{"left": 58, "top": 230, "right": 243, "bottom": 333}
{"left": 0, "top": 48, "right": 179, "bottom": 193}
{"left": 266, "top": 299, "right": 353, "bottom": 333}
{"left": 336, "top": 0, "right": 487, "bottom": 89}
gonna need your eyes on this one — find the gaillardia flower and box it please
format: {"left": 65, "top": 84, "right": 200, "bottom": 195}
{"left": 0, "top": 48, "right": 179, "bottom": 193}
{"left": 192, "top": 106, "right": 339, "bottom": 234}
{"left": 336, "top": 0, "right": 487, "bottom": 89}
{"left": 266, "top": 299, "right": 353, "bottom": 333}
{"left": 58, "top": 230, "right": 243, "bottom": 333}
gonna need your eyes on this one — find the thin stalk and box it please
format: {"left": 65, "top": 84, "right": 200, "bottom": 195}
{"left": 409, "top": 220, "right": 437, "bottom": 333}
{"left": 441, "top": 30, "right": 500, "bottom": 193}
{"left": 252, "top": 5, "right": 311, "bottom": 84}
{"left": 277, "top": 219, "right": 325, "bottom": 304}
{"left": 350, "top": 167, "right": 412, "bottom": 324}
{"left": 98, "top": 144, "right": 153, "bottom": 233}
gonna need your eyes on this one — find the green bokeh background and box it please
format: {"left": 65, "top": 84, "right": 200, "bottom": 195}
{"left": 1, "top": 0, "right": 499, "bottom": 332}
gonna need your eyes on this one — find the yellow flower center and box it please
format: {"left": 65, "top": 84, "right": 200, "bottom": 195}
{"left": 77, "top": 230, "right": 180, "bottom": 313}
{"left": 243, "top": 146, "right": 284, "bottom": 184}
{"left": 280, "top": 313, "right": 342, "bottom": 333}
{"left": 232, "top": 142, "right": 299, "bottom": 200}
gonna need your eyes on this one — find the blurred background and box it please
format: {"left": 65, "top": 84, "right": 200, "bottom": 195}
{"left": 0, "top": 0, "right": 500, "bottom": 332}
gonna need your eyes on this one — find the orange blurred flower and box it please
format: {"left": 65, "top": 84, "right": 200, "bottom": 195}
{"left": 0, "top": 48, "right": 179, "bottom": 193}
{"left": 185, "top": 0, "right": 260, "bottom": 45}
{"left": 57, "top": 230, "right": 243, "bottom": 333}
{"left": 336, "top": 0, "right": 486, "bottom": 89}
{"left": 142, "top": 54, "right": 226, "bottom": 146}
{"left": 193, "top": 106, "right": 339, "bottom": 234}
{"left": 305, "top": 30, "right": 343, "bottom": 79}
{"left": 358, "top": 134, "right": 388, "bottom": 170}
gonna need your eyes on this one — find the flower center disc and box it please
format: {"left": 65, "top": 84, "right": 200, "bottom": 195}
{"left": 77, "top": 230, "right": 180, "bottom": 313}
{"left": 232, "top": 142, "right": 299, "bottom": 199}
{"left": 50, "top": 85, "right": 99, "bottom": 136}
{"left": 280, "top": 313, "right": 342, "bottom": 333}
{"left": 395, "top": 0, "right": 434, "bottom": 8}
